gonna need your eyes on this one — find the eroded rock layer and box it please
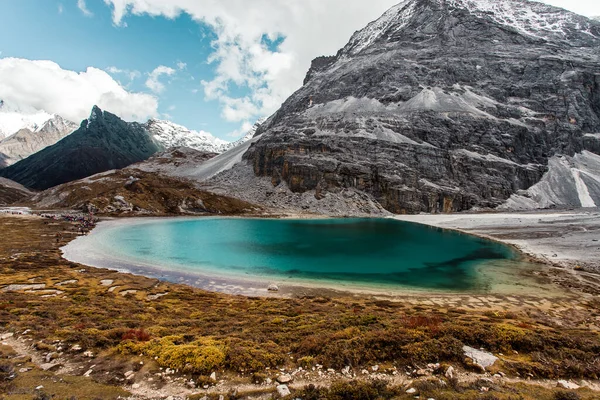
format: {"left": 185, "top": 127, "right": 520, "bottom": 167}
{"left": 243, "top": 0, "right": 600, "bottom": 213}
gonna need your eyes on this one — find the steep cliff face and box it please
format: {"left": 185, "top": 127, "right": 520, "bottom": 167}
{"left": 243, "top": 0, "right": 600, "bottom": 213}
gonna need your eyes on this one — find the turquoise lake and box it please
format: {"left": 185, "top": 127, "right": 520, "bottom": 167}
{"left": 76, "top": 218, "right": 525, "bottom": 292}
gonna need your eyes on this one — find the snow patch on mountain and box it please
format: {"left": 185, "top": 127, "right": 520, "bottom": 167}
{"left": 145, "top": 119, "right": 230, "bottom": 153}
{"left": 501, "top": 151, "right": 600, "bottom": 210}
{"left": 0, "top": 101, "right": 54, "bottom": 139}
{"left": 146, "top": 118, "right": 263, "bottom": 154}
{"left": 0, "top": 115, "right": 78, "bottom": 167}
{"left": 343, "top": 0, "right": 415, "bottom": 55}
{"left": 342, "top": 0, "right": 599, "bottom": 57}
{"left": 445, "top": 0, "right": 599, "bottom": 40}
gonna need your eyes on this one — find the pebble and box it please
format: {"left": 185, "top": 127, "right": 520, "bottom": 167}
{"left": 210, "top": 372, "right": 217, "bottom": 381}
{"left": 406, "top": 388, "right": 417, "bottom": 394}
{"left": 277, "top": 373, "right": 292, "bottom": 383}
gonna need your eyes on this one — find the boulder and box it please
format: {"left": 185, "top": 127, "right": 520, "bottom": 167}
{"left": 463, "top": 346, "right": 498, "bottom": 370}
{"left": 277, "top": 384, "right": 291, "bottom": 397}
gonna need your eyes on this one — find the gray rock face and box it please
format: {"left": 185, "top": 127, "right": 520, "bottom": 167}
{"left": 0, "top": 106, "right": 163, "bottom": 190}
{"left": 0, "top": 115, "right": 78, "bottom": 168}
{"left": 243, "top": 0, "right": 600, "bottom": 213}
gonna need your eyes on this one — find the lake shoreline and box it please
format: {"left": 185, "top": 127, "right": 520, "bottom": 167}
{"left": 60, "top": 215, "right": 571, "bottom": 299}
{"left": 2, "top": 213, "right": 600, "bottom": 399}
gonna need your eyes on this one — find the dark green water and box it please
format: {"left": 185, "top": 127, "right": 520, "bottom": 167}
{"left": 94, "top": 218, "right": 518, "bottom": 291}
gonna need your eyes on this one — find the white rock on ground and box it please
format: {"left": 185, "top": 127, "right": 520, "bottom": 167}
{"left": 557, "top": 380, "right": 580, "bottom": 390}
{"left": 277, "top": 385, "right": 291, "bottom": 397}
{"left": 463, "top": 346, "right": 498, "bottom": 369}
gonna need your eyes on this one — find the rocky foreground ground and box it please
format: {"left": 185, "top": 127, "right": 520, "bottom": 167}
{"left": 0, "top": 214, "right": 599, "bottom": 400}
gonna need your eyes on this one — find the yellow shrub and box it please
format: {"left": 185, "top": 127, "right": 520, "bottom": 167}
{"left": 119, "top": 335, "right": 226, "bottom": 374}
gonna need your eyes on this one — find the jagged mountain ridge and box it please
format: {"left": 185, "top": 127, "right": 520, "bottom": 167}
{"left": 241, "top": 0, "right": 600, "bottom": 213}
{"left": 145, "top": 119, "right": 231, "bottom": 154}
{"left": 0, "top": 101, "right": 55, "bottom": 140}
{"left": 0, "top": 106, "right": 163, "bottom": 190}
{"left": 147, "top": 118, "right": 264, "bottom": 154}
{"left": 0, "top": 115, "right": 78, "bottom": 168}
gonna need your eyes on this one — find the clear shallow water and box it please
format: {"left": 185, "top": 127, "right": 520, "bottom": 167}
{"left": 84, "top": 218, "right": 523, "bottom": 291}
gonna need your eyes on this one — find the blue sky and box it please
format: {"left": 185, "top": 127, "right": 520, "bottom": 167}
{"left": 0, "top": 0, "right": 598, "bottom": 140}
{"left": 0, "top": 1, "right": 244, "bottom": 137}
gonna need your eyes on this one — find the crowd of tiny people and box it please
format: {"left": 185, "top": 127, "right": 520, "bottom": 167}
{"left": 40, "top": 213, "right": 99, "bottom": 238}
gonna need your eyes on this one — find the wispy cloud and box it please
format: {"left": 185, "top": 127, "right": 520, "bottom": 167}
{"left": 145, "top": 66, "right": 176, "bottom": 94}
{"left": 176, "top": 62, "right": 187, "bottom": 70}
{"left": 106, "top": 66, "right": 142, "bottom": 81}
{"left": 77, "top": 0, "right": 93, "bottom": 17}
{"left": 58, "top": 3, "right": 64, "bottom": 14}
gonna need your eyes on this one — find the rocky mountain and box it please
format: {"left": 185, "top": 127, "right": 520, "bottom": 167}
{"left": 145, "top": 119, "right": 231, "bottom": 153}
{"left": 502, "top": 150, "right": 600, "bottom": 209}
{"left": 146, "top": 118, "right": 264, "bottom": 154}
{"left": 0, "top": 115, "right": 78, "bottom": 168}
{"left": 232, "top": 0, "right": 600, "bottom": 214}
{"left": 0, "top": 106, "right": 163, "bottom": 190}
{"left": 0, "top": 101, "right": 55, "bottom": 140}
{"left": 0, "top": 177, "right": 33, "bottom": 205}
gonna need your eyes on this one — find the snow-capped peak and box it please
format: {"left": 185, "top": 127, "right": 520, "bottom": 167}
{"left": 445, "top": 0, "right": 599, "bottom": 41}
{"left": 342, "top": 0, "right": 599, "bottom": 56}
{"left": 0, "top": 101, "right": 55, "bottom": 139}
{"left": 146, "top": 118, "right": 264, "bottom": 154}
{"left": 343, "top": 0, "right": 415, "bottom": 55}
{"left": 145, "top": 119, "right": 230, "bottom": 154}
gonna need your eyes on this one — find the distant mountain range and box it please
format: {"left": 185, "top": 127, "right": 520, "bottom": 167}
{"left": 0, "top": 106, "right": 163, "bottom": 190}
{"left": 0, "top": 115, "right": 78, "bottom": 168}
{"left": 0, "top": 100, "right": 260, "bottom": 172}
{"left": 0, "top": 105, "right": 262, "bottom": 191}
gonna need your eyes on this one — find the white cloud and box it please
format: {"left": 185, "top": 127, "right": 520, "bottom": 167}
{"left": 0, "top": 58, "right": 158, "bottom": 122}
{"left": 77, "top": 0, "right": 93, "bottom": 17}
{"left": 226, "top": 120, "right": 253, "bottom": 139}
{"left": 58, "top": 3, "right": 64, "bottom": 14}
{"left": 145, "top": 65, "right": 176, "bottom": 93}
{"left": 177, "top": 62, "right": 187, "bottom": 70}
{"left": 167, "top": 105, "right": 176, "bottom": 111}
{"left": 100, "top": 0, "right": 600, "bottom": 124}
{"left": 106, "top": 66, "right": 142, "bottom": 81}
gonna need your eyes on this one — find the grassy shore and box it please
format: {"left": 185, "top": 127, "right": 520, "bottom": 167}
{"left": 0, "top": 214, "right": 599, "bottom": 400}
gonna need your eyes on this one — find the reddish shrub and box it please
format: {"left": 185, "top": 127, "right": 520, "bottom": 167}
{"left": 122, "top": 328, "right": 150, "bottom": 342}
{"left": 404, "top": 315, "right": 443, "bottom": 333}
